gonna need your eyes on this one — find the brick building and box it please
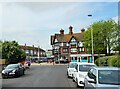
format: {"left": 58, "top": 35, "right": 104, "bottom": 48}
{"left": 20, "top": 44, "right": 46, "bottom": 60}
{"left": 51, "top": 26, "right": 93, "bottom": 63}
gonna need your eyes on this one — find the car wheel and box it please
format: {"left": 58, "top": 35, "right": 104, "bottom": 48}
{"left": 76, "top": 79, "right": 79, "bottom": 88}
{"left": 2, "top": 76, "right": 7, "bottom": 79}
{"left": 84, "top": 85, "right": 86, "bottom": 89}
{"left": 15, "top": 72, "right": 20, "bottom": 78}
{"left": 73, "top": 78, "right": 75, "bottom": 82}
{"left": 23, "top": 71, "right": 25, "bottom": 75}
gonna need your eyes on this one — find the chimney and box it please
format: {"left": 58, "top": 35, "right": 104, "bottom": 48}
{"left": 60, "top": 29, "right": 64, "bottom": 35}
{"left": 69, "top": 25, "right": 73, "bottom": 35}
{"left": 33, "top": 45, "right": 34, "bottom": 47}
{"left": 25, "top": 44, "right": 26, "bottom": 46}
{"left": 81, "top": 28, "right": 85, "bottom": 33}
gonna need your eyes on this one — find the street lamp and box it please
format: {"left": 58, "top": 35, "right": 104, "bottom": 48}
{"left": 58, "top": 46, "right": 60, "bottom": 64}
{"left": 88, "top": 14, "right": 94, "bottom": 63}
{"left": 37, "top": 41, "right": 40, "bottom": 63}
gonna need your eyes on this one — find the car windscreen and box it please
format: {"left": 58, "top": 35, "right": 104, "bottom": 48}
{"left": 69, "top": 63, "right": 77, "bottom": 68}
{"left": 6, "top": 64, "right": 19, "bottom": 69}
{"left": 79, "top": 65, "right": 95, "bottom": 71}
{"left": 98, "top": 70, "right": 120, "bottom": 85}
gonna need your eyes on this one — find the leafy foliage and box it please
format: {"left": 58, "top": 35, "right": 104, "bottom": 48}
{"left": 2, "top": 41, "right": 26, "bottom": 63}
{"left": 95, "top": 56, "right": 120, "bottom": 67}
{"left": 84, "top": 19, "right": 118, "bottom": 55}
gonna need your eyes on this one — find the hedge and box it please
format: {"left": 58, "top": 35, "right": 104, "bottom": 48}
{"left": 95, "top": 55, "right": 120, "bottom": 67}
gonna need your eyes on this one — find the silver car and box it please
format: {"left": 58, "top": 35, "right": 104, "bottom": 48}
{"left": 84, "top": 67, "right": 120, "bottom": 89}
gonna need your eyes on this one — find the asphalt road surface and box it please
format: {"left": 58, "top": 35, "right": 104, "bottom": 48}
{"left": 2, "top": 64, "right": 83, "bottom": 89}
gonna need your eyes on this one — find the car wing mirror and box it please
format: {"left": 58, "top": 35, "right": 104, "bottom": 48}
{"left": 3, "top": 67, "right": 6, "bottom": 69}
{"left": 88, "top": 78, "right": 96, "bottom": 84}
{"left": 67, "top": 66, "right": 69, "bottom": 68}
{"left": 73, "top": 69, "right": 77, "bottom": 72}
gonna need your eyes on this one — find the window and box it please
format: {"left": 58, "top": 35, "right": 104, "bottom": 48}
{"left": 63, "top": 48, "right": 68, "bottom": 53}
{"left": 71, "top": 48, "right": 77, "bottom": 52}
{"left": 79, "top": 65, "right": 96, "bottom": 72}
{"left": 26, "top": 50, "right": 29, "bottom": 54}
{"left": 70, "top": 38, "right": 77, "bottom": 46}
{"left": 78, "top": 41, "right": 83, "bottom": 47}
{"left": 98, "top": 70, "right": 120, "bottom": 85}
{"left": 69, "top": 63, "right": 77, "bottom": 68}
{"left": 75, "top": 65, "right": 78, "bottom": 71}
{"left": 71, "top": 38, "right": 76, "bottom": 42}
{"left": 34, "top": 50, "right": 37, "bottom": 54}
{"left": 63, "top": 43, "right": 67, "bottom": 46}
{"left": 79, "top": 47, "right": 84, "bottom": 52}
{"left": 55, "top": 38, "right": 58, "bottom": 43}
{"left": 30, "top": 50, "right": 33, "bottom": 55}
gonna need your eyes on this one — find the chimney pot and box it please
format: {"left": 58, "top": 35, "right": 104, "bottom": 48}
{"left": 69, "top": 25, "right": 73, "bottom": 34}
{"left": 81, "top": 28, "right": 85, "bottom": 32}
{"left": 60, "top": 29, "right": 64, "bottom": 35}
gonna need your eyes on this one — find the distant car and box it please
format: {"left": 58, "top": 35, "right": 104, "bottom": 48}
{"left": 73, "top": 63, "right": 96, "bottom": 87}
{"left": 67, "top": 62, "right": 77, "bottom": 78}
{"left": 55, "top": 60, "right": 59, "bottom": 64}
{"left": 84, "top": 67, "right": 120, "bottom": 89}
{"left": 42, "top": 59, "right": 48, "bottom": 62}
{"left": 2, "top": 64, "right": 25, "bottom": 78}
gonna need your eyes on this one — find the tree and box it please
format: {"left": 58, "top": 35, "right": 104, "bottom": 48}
{"left": 2, "top": 41, "right": 26, "bottom": 63}
{"left": 0, "top": 41, "right": 2, "bottom": 59}
{"left": 102, "top": 19, "right": 117, "bottom": 55}
{"left": 112, "top": 23, "right": 120, "bottom": 54}
{"left": 84, "top": 19, "right": 118, "bottom": 56}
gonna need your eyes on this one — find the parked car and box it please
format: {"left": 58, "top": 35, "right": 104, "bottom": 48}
{"left": 42, "top": 59, "right": 48, "bottom": 62}
{"left": 67, "top": 62, "right": 77, "bottom": 78}
{"left": 84, "top": 67, "right": 120, "bottom": 89}
{"left": 2, "top": 64, "right": 25, "bottom": 78}
{"left": 73, "top": 63, "right": 96, "bottom": 87}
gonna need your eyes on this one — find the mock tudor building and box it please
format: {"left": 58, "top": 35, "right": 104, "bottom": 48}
{"left": 51, "top": 26, "right": 93, "bottom": 63}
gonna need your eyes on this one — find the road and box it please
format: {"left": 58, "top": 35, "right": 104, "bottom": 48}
{"left": 2, "top": 64, "right": 83, "bottom": 89}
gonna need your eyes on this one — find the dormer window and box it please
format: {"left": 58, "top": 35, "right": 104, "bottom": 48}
{"left": 78, "top": 41, "right": 83, "bottom": 47}
{"left": 71, "top": 38, "right": 76, "bottom": 42}
{"left": 70, "top": 37, "right": 77, "bottom": 46}
{"left": 55, "top": 38, "right": 58, "bottom": 43}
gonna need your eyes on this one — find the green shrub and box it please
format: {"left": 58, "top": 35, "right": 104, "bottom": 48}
{"left": 95, "top": 57, "right": 108, "bottom": 66}
{"left": 111, "top": 56, "right": 120, "bottom": 67}
{"left": 95, "top": 55, "right": 120, "bottom": 67}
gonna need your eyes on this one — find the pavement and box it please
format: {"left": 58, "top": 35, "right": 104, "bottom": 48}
{"left": 31, "top": 62, "right": 68, "bottom": 66}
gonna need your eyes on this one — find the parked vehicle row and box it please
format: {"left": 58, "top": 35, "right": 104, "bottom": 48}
{"left": 67, "top": 62, "right": 120, "bottom": 89}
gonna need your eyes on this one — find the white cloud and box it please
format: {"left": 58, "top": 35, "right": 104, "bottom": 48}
{"left": 1, "top": 2, "right": 118, "bottom": 50}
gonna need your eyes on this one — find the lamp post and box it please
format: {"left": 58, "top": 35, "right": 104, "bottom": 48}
{"left": 88, "top": 14, "right": 94, "bottom": 63}
{"left": 37, "top": 41, "right": 40, "bottom": 63}
{"left": 58, "top": 46, "right": 60, "bottom": 64}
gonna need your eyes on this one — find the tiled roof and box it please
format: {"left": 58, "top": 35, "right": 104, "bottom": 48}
{"left": 20, "top": 45, "right": 45, "bottom": 52}
{"left": 51, "top": 32, "right": 84, "bottom": 45}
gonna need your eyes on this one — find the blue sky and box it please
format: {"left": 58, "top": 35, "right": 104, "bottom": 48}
{"left": 1, "top": 2, "right": 118, "bottom": 50}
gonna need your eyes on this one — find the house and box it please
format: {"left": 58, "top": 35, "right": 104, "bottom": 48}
{"left": 50, "top": 26, "right": 93, "bottom": 63}
{"left": 20, "top": 44, "right": 46, "bottom": 61}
